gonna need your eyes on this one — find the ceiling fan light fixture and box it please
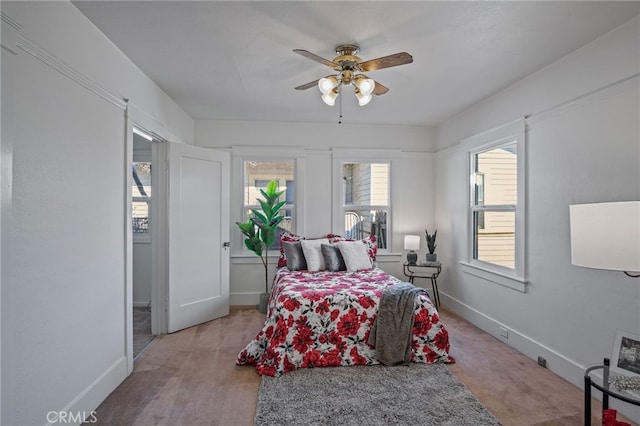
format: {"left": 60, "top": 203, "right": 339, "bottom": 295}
{"left": 355, "top": 76, "right": 375, "bottom": 96}
{"left": 295, "top": 44, "right": 413, "bottom": 112}
{"left": 318, "top": 76, "right": 339, "bottom": 95}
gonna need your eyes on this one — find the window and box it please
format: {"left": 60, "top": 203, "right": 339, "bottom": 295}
{"left": 243, "top": 161, "right": 295, "bottom": 249}
{"left": 132, "top": 161, "right": 151, "bottom": 239}
{"left": 341, "top": 162, "right": 389, "bottom": 249}
{"left": 464, "top": 119, "right": 526, "bottom": 290}
{"left": 471, "top": 144, "right": 516, "bottom": 268}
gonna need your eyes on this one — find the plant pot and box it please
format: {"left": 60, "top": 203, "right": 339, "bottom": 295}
{"left": 426, "top": 253, "right": 437, "bottom": 262}
{"left": 258, "top": 292, "right": 269, "bottom": 314}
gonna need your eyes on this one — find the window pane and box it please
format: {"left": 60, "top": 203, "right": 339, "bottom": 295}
{"left": 244, "top": 161, "right": 295, "bottom": 250}
{"left": 132, "top": 162, "right": 151, "bottom": 236}
{"left": 132, "top": 200, "right": 149, "bottom": 233}
{"left": 343, "top": 209, "right": 387, "bottom": 249}
{"left": 244, "top": 161, "right": 294, "bottom": 205}
{"left": 474, "top": 211, "right": 515, "bottom": 269}
{"left": 475, "top": 143, "right": 516, "bottom": 206}
{"left": 132, "top": 162, "right": 151, "bottom": 197}
{"left": 343, "top": 163, "right": 389, "bottom": 206}
{"left": 342, "top": 162, "right": 389, "bottom": 250}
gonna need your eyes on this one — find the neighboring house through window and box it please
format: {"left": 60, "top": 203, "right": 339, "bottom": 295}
{"left": 333, "top": 149, "right": 398, "bottom": 252}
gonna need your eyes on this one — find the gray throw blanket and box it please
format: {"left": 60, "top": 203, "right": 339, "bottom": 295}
{"left": 368, "top": 282, "right": 429, "bottom": 366}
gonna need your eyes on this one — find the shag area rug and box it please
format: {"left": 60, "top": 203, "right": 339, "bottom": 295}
{"left": 255, "top": 364, "right": 501, "bottom": 426}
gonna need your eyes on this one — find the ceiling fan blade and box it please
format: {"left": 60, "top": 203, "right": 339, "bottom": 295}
{"left": 373, "top": 81, "right": 389, "bottom": 96}
{"left": 359, "top": 52, "right": 413, "bottom": 72}
{"left": 293, "top": 49, "right": 338, "bottom": 69}
{"left": 295, "top": 79, "right": 320, "bottom": 90}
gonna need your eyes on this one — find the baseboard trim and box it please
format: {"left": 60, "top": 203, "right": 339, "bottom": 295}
{"left": 440, "top": 291, "right": 584, "bottom": 382}
{"left": 230, "top": 292, "right": 260, "bottom": 307}
{"left": 439, "top": 291, "right": 640, "bottom": 423}
{"left": 49, "top": 356, "right": 128, "bottom": 426}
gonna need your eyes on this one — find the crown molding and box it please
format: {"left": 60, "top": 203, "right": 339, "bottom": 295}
{"left": 14, "top": 34, "right": 127, "bottom": 110}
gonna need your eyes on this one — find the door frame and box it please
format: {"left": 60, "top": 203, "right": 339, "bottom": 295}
{"left": 151, "top": 140, "right": 169, "bottom": 335}
{"left": 125, "top": 106, "right": 176, "bottom": 373}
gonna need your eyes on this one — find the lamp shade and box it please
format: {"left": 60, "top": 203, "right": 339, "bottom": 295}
{"left": 321, "top": 90, "right": 338, "bottom": 106}
{"left": 318, "top": 76, "right": 338, "bottom": 95}
{"left": 404, "top": 235, "right": 420, "bottom": 251}
{"left": 570, "top": 201, "right": 640, "bottom": 272}
{"left": 355, "top": 77, "right": 375, "bottom": 96}
{"left": 355, "top": 90, "right": 372, "bottom": 106}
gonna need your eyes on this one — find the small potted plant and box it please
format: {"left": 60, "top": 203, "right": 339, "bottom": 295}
{"left": 425, "top": 229, "right": 437, "bottom": 262}
{"left": 236, "top": 180, "right": 285, "bottom": 314}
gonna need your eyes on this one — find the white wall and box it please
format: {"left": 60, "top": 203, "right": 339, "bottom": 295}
{"left": 194, "top": 120, "right": 437, "bottom": 305}
{"left": 1, "top": 2, "right": 192, "bottom": 425}
{"left": 435, "top": 16, "right": 639, "bottom": 422}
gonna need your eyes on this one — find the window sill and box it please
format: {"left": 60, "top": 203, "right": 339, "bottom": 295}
{"left": 459, "top": 261, "right": 527, "bottom": 292}
{"left": 375, "top": 253, "right": 402, "bottom": 263}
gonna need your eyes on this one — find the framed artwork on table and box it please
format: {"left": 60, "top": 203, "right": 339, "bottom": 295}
{"left": 611, "top": 329, "right": 640, "bottom": 378}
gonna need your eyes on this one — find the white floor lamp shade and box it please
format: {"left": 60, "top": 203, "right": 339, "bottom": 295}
{"left": 569, "top": 201, "right": 640, "bottom": 273}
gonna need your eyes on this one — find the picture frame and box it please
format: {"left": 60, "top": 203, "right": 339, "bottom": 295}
{"left": 611, "top": 329, "right": 640, "bottom": 378}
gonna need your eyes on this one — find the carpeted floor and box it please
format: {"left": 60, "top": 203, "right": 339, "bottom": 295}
{"left": 255, "top": 363, "right": 501, "bottom": 426}
{"left": 133, "top": 306, "right": 154, "bottom": 359}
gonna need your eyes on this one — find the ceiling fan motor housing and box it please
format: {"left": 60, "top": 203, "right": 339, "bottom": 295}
{"left": 333, "top": 44, "right": 362, "bottom": 75}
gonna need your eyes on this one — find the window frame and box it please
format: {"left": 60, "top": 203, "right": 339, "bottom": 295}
{"left": 461, "top": 120, "right": 527, "bottom": 291}
{"left": 332, "top": 149, "right": 400, "bottom": 254}
{"left": 232, "top": 147, "right": 304, "bottom": 257}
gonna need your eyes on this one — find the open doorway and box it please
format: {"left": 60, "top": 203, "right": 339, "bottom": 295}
{"left": 132, "top": 127, "right": 154, "bottom": 358}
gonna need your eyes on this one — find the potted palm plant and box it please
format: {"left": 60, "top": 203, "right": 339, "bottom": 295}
{"left": 236, "top": 180, "right": 285, "bottom": 314}
{"left": 425, "top": 228, "right": 438, "bottom": 262}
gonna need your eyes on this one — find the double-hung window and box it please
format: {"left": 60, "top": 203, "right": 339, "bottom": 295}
{"left": 464, "top": 120, "right": 526, "bottom": 290}
{"left": 333, "top": 150, "right": 396, "bottom": 251}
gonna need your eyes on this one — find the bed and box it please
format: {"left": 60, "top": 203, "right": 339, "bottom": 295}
{"left": 236, "top": 234, "right": 455, "bottom": 376}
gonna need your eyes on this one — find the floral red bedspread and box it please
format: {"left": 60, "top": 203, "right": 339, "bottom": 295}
{"left": 237, "top": 267, "right": 455, "bottom": 376}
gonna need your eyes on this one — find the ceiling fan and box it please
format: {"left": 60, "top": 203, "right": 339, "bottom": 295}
{"left": 294, "top": 44, "right": 413, "bottom": 107}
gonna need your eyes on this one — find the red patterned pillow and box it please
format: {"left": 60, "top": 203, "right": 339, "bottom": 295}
{"left": 278, "top": 231, "right": 304, "bottom": 268}
{"left": 327, "top": 233, "right": 377, "bottom": 262}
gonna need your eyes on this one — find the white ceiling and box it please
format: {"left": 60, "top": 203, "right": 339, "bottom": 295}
{"left": 73, "top": 1, "right": 639, "bottom": 127}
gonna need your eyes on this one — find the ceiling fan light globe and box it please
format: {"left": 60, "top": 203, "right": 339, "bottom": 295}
{"left": 356, "top": 77, "right": 375, "bottom": 96}
{"left": 318, "top": 76, "right": 338, "bottom": 95}
{"left": 356, "top": 92, "right": 372, "bottom": 106}
{"left": 322, "top": 92, "right": 337, "bottom": 106}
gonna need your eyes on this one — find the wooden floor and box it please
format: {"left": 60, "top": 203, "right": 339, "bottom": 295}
{"left": 92, "top": 306, "right": 634, "bottom": 426}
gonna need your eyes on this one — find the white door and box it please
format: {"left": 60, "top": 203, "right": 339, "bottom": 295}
{"left": 167, "top": 143, "right": 230, "bottom": 333}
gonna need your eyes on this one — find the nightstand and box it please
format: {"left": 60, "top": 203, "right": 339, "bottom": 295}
{"left": 584, "top": 358, "right": 640, "bottom": 426}
{"left": 403, "top": 261, "right": 442, "bottom": 307}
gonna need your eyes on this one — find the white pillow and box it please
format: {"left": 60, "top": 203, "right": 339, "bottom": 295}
{"left": 337, "top": 241, "right": 373, "bottom": 272}
{"left": 300, "top": 238, "right": 330, "bottom": 271}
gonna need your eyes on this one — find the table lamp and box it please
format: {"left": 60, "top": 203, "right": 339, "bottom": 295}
{"left": 404, "top": 235, "right": 420, "bottom": 265}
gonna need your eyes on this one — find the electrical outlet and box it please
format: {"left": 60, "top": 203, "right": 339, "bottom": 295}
{"left": 499, "top": 326, "right": 509, "bottom": 338}
{"left": 537, "top": 356, "right": 547, "bottom": 368}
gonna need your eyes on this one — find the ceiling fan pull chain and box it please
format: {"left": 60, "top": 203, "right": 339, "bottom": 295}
{"left": 338, "top": 86, "right": 343, "bottom": 124}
